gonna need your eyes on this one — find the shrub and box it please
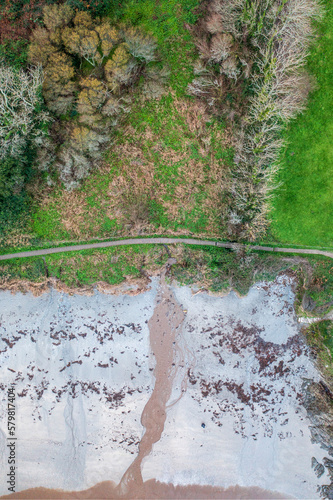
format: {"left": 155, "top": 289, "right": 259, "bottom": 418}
{"left": 0, "top": 0, "right": 61, "bottom": 45}
{"left": 62, "top": 24, "right": 100, "bottom": 65}
{"left": 42, "top": 52, "right": 76, "bottom": 115}
{"left": 77, "top": 77, "right": 107, "bottom": 115}
{"left": 70, "top": 125, "right": 109, "bottom": 157}
{"left": 0, "top": 39, "right": 29, "bottom": 68}
{"left": 57, "top": 147, "right": 91, "bottom": 190}
{"left": 27, "top": 7, "right": 158, "bottom": 189}
{"left": 121, "top": 192, "right": 152, "bottom": 227}
{"left": 95, "top": 23, "right": 120, "bottom": 58}
{"left": 0, "top": 157, "right": 25, "bottom": 199}
{"left": 101, "top": 96, "right": 127, "bottom": 117}
{"left": 0, "top": 61, "right": 51, "bottom": 228}
{"left": 104, "top": 44, "right": 137, "bottom": 89}
{"left": 142, "top": 66, "right": 169, "bottom": 100}
{"left": 28, "top": 28, "right": 59, "bottom": 66}
{"left": 189, "top": 0, "right": 323, "bottom": 240}
{"left": 209, "top": 33, "right": 233, "bottom": 63}
{"left": 33, "top": 138, "right": 56, "bottom": 172}
{"left": 43, "top": 4, "right": 74, "bottom": 32}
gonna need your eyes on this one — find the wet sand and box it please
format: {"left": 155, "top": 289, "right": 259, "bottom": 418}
{"left": 2, "top": 480, "right": 289, "bottom": 499}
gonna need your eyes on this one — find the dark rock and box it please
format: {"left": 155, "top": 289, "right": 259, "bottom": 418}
{"left": 324, "top": 458, "right": 333, "bottom": 480}
{"left": 304, "top": 380, "right": 333, "bottom": 495}
{"left": 320, "top": 484, "right": 333, "bottom": 500}
{"left": 302, "top": 294, "right": 317, "bottom": 312}
{"left": 312, "top": 457, "right": 325, "bottom": 478}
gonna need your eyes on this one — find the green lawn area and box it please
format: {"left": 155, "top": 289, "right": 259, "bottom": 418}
{"left": 270, "top": 0, "right": 333, "bottom": 248}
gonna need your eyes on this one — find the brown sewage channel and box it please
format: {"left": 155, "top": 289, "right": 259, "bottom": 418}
{"left": 2, "top": 261, "right": 289, "bottom": 500}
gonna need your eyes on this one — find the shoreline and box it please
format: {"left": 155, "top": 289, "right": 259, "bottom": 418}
{"left": 1, "top": 480, "right": 291, "bottom": 499}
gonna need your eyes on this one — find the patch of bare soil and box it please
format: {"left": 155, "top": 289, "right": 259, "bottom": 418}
{"left": 0, "top": 276, "right": 153, "bottom": 297}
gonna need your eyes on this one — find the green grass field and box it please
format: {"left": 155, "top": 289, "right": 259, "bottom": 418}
{"left": 270, "top": 0, "right": 333, "bottom": 248}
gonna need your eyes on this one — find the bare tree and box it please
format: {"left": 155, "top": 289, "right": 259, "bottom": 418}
{"left": 123, "top": 27, "right": 157, "bottom": 63}
{"left": 0, "top": 63, "right": 51, "bottom": 160}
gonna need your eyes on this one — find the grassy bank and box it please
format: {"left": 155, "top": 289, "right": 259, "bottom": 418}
{"left": 30, "top": 102, "right": 232, "bottom": 242}
{"left": 0, "top": 245, "right": 168, "bottom": 289}
{"left": 270, "top": 0, "right": 333, "bottom": 247}
{"left": 1, "top": 245, "right": 332, "bottom": 313}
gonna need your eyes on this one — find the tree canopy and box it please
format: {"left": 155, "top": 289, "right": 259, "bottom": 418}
{"left": 25, "top": 5, "right": 157, "bottom": 189}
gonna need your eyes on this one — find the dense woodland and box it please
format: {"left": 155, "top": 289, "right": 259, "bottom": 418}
{"left": 0, "top": 0, "right": 326, "bottom": 242}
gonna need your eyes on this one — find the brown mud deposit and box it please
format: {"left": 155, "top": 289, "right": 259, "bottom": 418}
{"left": 116, "top": 259, "right": 185, "bottom": 498}
{"left": 2, "top": 480, "right": 288, "bottom": 499}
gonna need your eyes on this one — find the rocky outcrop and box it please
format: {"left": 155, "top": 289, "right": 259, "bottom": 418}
{"left": 304, "top": 380, "right": 333, "bottom": 498}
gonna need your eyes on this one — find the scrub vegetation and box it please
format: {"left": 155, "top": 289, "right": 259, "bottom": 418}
{"left": 0, "top": 0, "right": 330, "bottom": 249}
{"left": 188, "top": 0, "right": 324, "bottom": 241}
{"left": 0, "top": 245, "right": 331, "bottom": 315}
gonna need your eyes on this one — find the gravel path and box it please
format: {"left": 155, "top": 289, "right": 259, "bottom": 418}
{"left": 0, "top": 237, "right": 332, "bottom": 261}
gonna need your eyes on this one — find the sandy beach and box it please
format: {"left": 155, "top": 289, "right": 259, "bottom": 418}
{"left": 0, "top": 274, "right": 331, "bottom": 498}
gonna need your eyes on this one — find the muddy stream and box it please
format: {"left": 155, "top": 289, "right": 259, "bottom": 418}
{"left": 115, "top": 259, "right": 186, "bottom": 498}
